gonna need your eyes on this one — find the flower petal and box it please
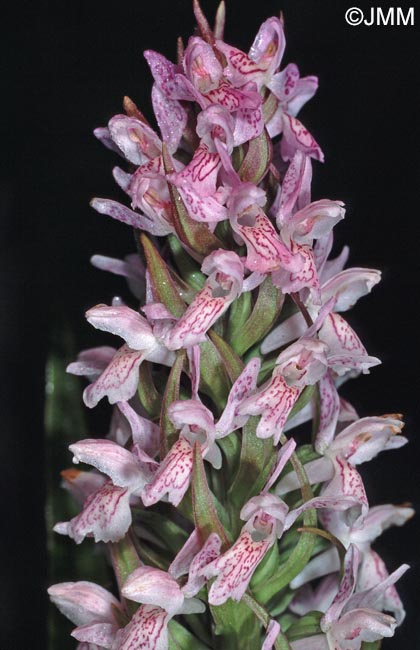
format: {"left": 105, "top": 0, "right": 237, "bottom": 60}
{"left": 83, "top": 345, "right": 145, "bottom": 407}
{"left": 142, "top": 438, "right": 193, "bottom": 507}
{"left": 122, "top": 567, "right": 184, "bottom": 616}
{"left": 69, "top": 438, "right": 146, "bottom": 489}
{"left": 47, "top": 581, "right": 122, "bottom": 626}
{"left": 54, "top": 482, "right": 132, "bottom": 543}
{"left": 114, "top": 604, "right": 169, "bottom": 650}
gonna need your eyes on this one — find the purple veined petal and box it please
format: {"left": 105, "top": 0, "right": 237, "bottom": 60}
{"left": 239, "top": 373, "right": 301, "bottom": 444}
{"left": 54, "top": 481, "right": 132, "bottom": 544}
{"left": 175, "top": 183, "right": 228, "bottom": 224}
{"left": 321, "top": 544, "right": 359, "bottom": 628}
{"left": 268, "top": 63, "right": 299, "bottom": 103}
{"left": 280, "top": 113, "right": 324, "bottom": 162}
{"left": 321, "top": 456, "right": 368, "bottom": 527}
{"left": 91, "top": 197, "right": 173, "bottom": 237}
{"left": 232, "top": 205, "right": 303, "bottom": 274}
{"left": 60, "top": 468, "right": 107, "bottom": 507}
{"left": 287, "top": 75, "right": 319, "bottom": 117}
{"left": 201, "top": 531, "right": 274, "bottom": 605}
{"left": 182, "top": 532, "right": 222, "bottom": 598}
{"left": 321, "top": 268, "right": 381, "bottom": 312}
{"left": 332, "top": 608, "right": 397, "bottom": 645}
{"left": 272, "top": 241, "right": 320, "bottom": 298}
{"left": 144, "top": 49, "right": 196, "bottom": 101}
{"left": 169, "top": 143, "right": 221, "bottom": 197}
{"left": 165, "top": 283, "right": 231, "bottom": 349}
{"left": 319, "top": 312, "right": 380, "bottom": 375}
{"left": 122, "top": 567, "right": 184, "bottom": 616}
{"left": 83, "top": 345, "right": 146, "bottom": 408}
{"left": 166, "top": 251, "right": 244, "bottom": 350}
{"left": 263, "top": 438, "right": 296, "bottom": 493}
{"left": 183, "top": 36, "right": 224, "bottom": 93}
{"left": 276, "top": 150, "right": 313, "bottom": 226}
{"left": 114, "top": 604, "right": 169, "bottom": 650}
{"left": 261, "top": 311, "right": 308, "bottom": 354}
{"left": 151, "top": 85, "right": 188, "bottom": 153}
{"left": 330, "top": 415, "right": 406, "bottom": 465}
{"left": 108, "top": 114, "right": 162, "bottom": 165}
{"left": 66, "top": 346, "right": 116, "bottom": 379}
{"left": 90, "top": 253, "right": 145, "bottom": 301}
{"left": 275, "top": 338, "right": 329, "bottom": 388}
{"left": 169, "top": 529, "right": 201, "bottom": 579}
{"left": 290, "top": 547, "right": 340, "bottom": 591}
{"left": 356, "top": 550, "right": 408, "bottom": 624}
{"left": 283, "top": 199, "right": 345, "bottom": 246}
{"left": 216, "top": 357, "right": 261, "bottom": 438}
{"left": 71, "top": 622, "right": 117, "bottom": 649}
{"left": 117, "top": 401, "right": 160, "bottom": 459}
{"left": 315, "top": 371, "right": 340, "bottom": 454}
{"left": 262, "top": 619, "right": 281, "bottom": 650}
{"left": 112, "top": 165, "right": 132, "bottom": 192}
{"left": 69, "top": 439, "right": 146, "bottom": 489}
{"left": 233, "top": 93, "right": 265, "bottom": 146}
{"left": 216, "top": 41, "right": 265, "bottom": 87}
{"left": 196, "top": 105, "right": 235, "bottom": 153}
{"left": 142, "top": 438, "right": 194, "bottom": 507}
{"left": 47, "top": 581, "right": 122, "bottom": 627}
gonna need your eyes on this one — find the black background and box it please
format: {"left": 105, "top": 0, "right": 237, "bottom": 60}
{"left": 2, "top": 0, "right": 420, "bottom": 647}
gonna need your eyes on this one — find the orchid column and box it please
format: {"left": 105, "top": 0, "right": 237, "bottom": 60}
{"left": 48, "top": 3, "right": 412, "bottom": 649}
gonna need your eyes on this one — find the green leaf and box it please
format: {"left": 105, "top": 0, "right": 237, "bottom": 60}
{"left": 208, "top": 329, "right": 244, "bottom": 382}
{"left": 168, "top": 620, "right": 210, "bottom": 650}
{"left": 159, "top": 350, "right": 186, "bottom": 455}
{"left": 163, "top": 144, "right": 225, "bottom": 258}
{"left": 167, "top": 233, "right": 206, "bottom": 292}
{"left": 238, "top": 128, "right": 273, "bottom": 185}
{"left": 231, "top": 276, "right": 284, "bottom": 356}
{"left": 137, "top": 362, "right": 161, "bottom": 418}
{"left": 191, "top": 442, "right": 231, "bottom": 548}
{"left": 227, "top": 416, "right": 274, "bottom": 529}
{"left": 199, "top": 339, "right": 231, "bottom": 410}
{"left": 210, "top": 599, "right": 261, "bottom": 650}
{"left": 288, "top": 384, "right": 316, "bottom": 420}
{"left": 140, "top": 232, "right": 185, "bottom": 317}
{"left": 286, "top": 611, "right": 322, "bottom": 641}
{"left": 109, "top": 531, "right": 142, "bottom": 616}
{"left": 226, "top": 291, "right": 252, "bottom": 346}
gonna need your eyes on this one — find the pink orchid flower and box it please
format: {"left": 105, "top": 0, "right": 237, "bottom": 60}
{"left": 290, "top": 545, "right": 409, "bottom": 650}
{"left": 54, "top": 438, "right": 157, "bottom": 543}
{"left": 72, "top": 304, "right": 175, "bottom": 407}
{"left": 48, "top": 581, "right": 124, "bottom": 650}
{"left": 291, "top": 503, "right": 414, "bottom": 623}
{"left": 277, "top": 415, "right": 408, "bottom": 527}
